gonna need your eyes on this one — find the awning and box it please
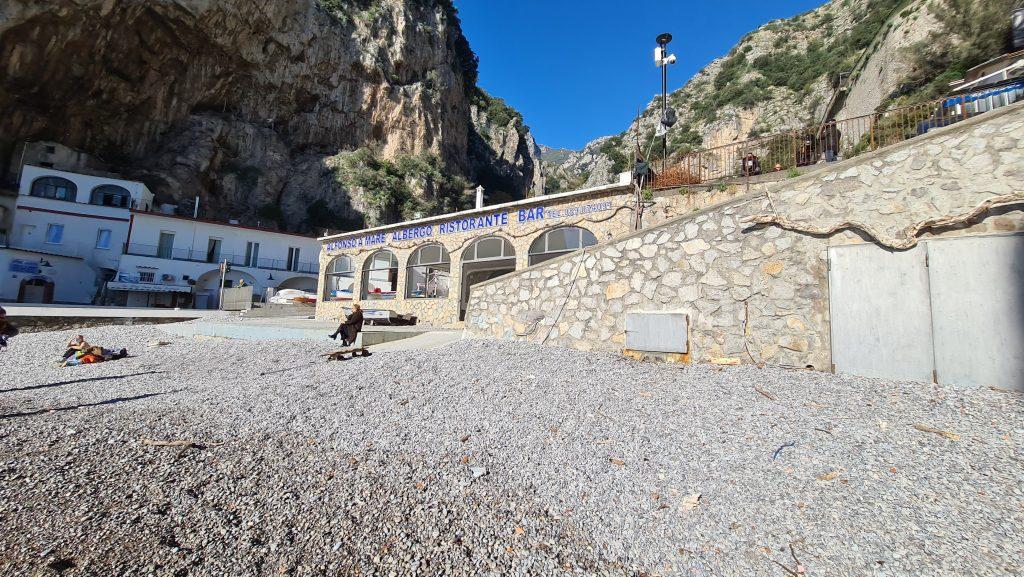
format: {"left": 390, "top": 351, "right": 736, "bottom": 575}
{"left": 107, "top": 282, "right": 193, "bottom": 294}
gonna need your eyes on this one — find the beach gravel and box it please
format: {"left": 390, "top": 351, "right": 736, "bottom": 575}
{"left": 1, "top": 323, "right": 1022, "bottom": 576}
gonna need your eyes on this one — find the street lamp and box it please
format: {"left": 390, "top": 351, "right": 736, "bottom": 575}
{"left": 654, "top": 33, "right": 678, "bottom": 172}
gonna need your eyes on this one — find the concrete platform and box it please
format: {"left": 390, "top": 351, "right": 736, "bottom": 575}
{"left": 1, "top": 303, "right": 231, "bottom": 333}
{"left": 159, "top": 317, "right": 461, "bottom": 350}
{"left": 0, "top": 303, "right": 229, "bottom": 319}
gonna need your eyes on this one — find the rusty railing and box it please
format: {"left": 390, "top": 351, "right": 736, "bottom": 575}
{"left": 648, "top": 93, "right": 1000, "bottom": 189}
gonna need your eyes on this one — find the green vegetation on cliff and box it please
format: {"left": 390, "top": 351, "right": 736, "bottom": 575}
{"left": 689, "top": 0, "right": 916, "bottom": 124}
{"left": 897, "top": 0, "right": 1020, "bottom": 105}
{"left": 331, "top": 148, "right": 469, "bottom": 227}
{"left": 472, "top": 89, "right": 526, "bottom": 134}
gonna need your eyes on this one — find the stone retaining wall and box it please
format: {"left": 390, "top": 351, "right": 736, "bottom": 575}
{"left": 463, "top": 103, "right": 1024, "bottom": 367}
{"left": 315, "top": 181, "right": 762, "bottom": 327}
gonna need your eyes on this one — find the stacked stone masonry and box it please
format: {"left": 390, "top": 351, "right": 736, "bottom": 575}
{"left": 464, "top": 103, "right": 1024, "bottom": 368}
{"left": 316, "top": 181, "right": 760, "bottom": 326}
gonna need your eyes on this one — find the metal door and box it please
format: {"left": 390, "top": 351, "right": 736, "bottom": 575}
{"left": 927, "top": 235, "right": 1024, "bottom": 389}
{"left": 828, "top": 243, "right": 935, "bottom": 382}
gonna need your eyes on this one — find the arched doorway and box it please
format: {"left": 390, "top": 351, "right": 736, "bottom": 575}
{"left": 460, "top": 236, "right": 516, "bottom": 320}
{"left": 18, "top": 276, "right": 55, "bottom": 303}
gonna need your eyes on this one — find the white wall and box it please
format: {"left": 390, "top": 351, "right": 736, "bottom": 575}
{"left": 11, "top": 165, "right": 154, "bottom": 276}
{"left": 126, "top": 213, "right": 320, "bottom": 273}
{"left": 11, "top": 196, "right": 128, "bottom": 271}
{"left": 18, "top": 164, "right": 154, "bottom": 210}
{"left": 5, "top": 165, "right": 322, "bottom": 307}
{"left": 115, "top": 214, "right": 320, "bottom": 306}
{"left": 0, "top": 248, "right": 98, "bottom": 304}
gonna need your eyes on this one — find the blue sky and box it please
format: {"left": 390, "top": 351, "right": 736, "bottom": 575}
{"left": 455, "top": 0, "right": 825, "bottom": 150}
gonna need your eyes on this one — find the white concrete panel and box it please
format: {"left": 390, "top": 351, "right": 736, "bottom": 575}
{"left": 828, "top": 243, "right": 934, "bottom": 382}
{"left": 927, "top": 235, "right": 1024, "bottom": 390}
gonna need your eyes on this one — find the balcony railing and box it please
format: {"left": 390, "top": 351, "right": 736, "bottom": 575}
{"left": 5, "top": 238, "right": 86, "bottom": 259}
{"left": 650, "top": 82, "right": 1024, "bottom": 189}
{"left": 124, "top": 243, "right": 319, "bottom": 274}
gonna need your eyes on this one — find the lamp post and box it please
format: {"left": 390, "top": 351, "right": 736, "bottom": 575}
{"left": 654, "top": 33, "right": 677, "bottom": 173}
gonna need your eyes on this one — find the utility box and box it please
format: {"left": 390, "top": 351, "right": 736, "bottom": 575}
{"left": 624, "top": 311, "right": 689, "bottom": 354}
{"left": 220, "top": 286, "right": 253, "bottom": 311}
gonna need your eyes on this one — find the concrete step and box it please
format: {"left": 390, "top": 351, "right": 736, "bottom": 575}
{"left": 159, "top": 318, "right": 454, "bottom": 347}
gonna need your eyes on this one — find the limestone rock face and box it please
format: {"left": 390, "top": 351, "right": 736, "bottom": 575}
{"left": 554, "top": 136, "right": 615, "bottom": 189}
{"left": 557, "top": 0, "right": 977, "bottom": 187}
{"left": 0, "top": 0, "right": 539, "bottom": 232}
{"left": 468, "top": 103, "right": 543, "bottom": 202}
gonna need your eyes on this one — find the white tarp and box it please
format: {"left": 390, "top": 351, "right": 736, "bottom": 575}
{"left": 269, "top": 289, "right": 317, "bottom": 304}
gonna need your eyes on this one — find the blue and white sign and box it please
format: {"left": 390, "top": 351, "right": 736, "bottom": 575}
{"left": 325, "top": 200, "right": 614, "bottom": 252}
{"left": 438, "top": 212, "right": 509, "bottom": 234}
{"left": 9, "top": 259, "right": 40, "bottom": 274}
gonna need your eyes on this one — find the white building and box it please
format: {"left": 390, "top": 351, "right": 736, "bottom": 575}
{"left": 0, "top": 164, "right": 154, "bottom": 304}
{"left": 0, "top": 164, "right": 320, "bottom": 307}
{"left": 111, "top": 212, "right": 320, "bottom": 309}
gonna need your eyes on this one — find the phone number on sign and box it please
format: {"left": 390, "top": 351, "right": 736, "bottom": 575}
{"left": 542, "top": 200, "right": 614, "bottom": 220}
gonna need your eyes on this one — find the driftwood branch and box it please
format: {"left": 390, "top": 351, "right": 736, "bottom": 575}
{"left": 142, "top": 438, "right": 220, "bottom": 449}
{"left": 742, "top": 194, "right": 1023, "bottom": 250}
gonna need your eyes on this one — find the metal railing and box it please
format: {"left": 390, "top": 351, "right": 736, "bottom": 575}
{"left": 123, "top": 243, "right": 319, "bottom": 274}
{"left": 649, "top": 86, "right": 1023, "bottom": 189}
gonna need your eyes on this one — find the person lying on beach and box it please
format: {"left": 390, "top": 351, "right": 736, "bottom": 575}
{"left": 60, "top": 345, "right": 129, "bottom": 367}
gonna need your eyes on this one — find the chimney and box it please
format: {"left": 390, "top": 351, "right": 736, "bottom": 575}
{"left": 475, "top": 185, "right": 484, "bottom": 209}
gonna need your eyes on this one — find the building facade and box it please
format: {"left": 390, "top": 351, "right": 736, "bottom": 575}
{"left": 0, "top": 164, "right": 320, "bottom": 306}
{"left": 317, "top": 182, "right": 650, "bottom": 326}
{"left": 112, "top": 212, "right": 321, "bottom": 308}
{"left": 0, "top": 164, "right": 154, "bottom": 304}
{"left": 315, "top": 176, "right": 759, "bottom": 327}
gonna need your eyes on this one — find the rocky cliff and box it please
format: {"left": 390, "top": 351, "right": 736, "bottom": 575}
{"left": 557, "top": 0, "right": 1017, "bottom": 188}
{"left": 0, "top": 0, "right": 541, "bottom": 232}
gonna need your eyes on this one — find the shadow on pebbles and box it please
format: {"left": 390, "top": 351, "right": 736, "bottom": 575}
{"left": 0, "top": 436, "right": 633, "bottom": 576}
{"left": 1, "top": 324, "right": 1022, "bottom": 576}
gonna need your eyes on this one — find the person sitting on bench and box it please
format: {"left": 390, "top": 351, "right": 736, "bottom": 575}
{"left": 329, "top": 303, "right": 363, "bottom": 346}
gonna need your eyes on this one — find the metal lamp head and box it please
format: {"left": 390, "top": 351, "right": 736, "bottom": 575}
{"left": 656, "top": 33, "right": 673, "bottom": 47}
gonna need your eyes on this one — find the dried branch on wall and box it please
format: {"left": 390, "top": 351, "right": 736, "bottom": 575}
{"left": 741, "top": 194, "right": 1024, "bottom": 250}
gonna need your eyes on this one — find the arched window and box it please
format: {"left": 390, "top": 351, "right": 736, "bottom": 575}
{"left": 461, "top": 235, "right": 515, "bottom": 262}
{"left": 323, "top": 255, "right": 355, "bottom": 302}
{"left": 30, "top": 177, "right": 77, "bottom": 202}
{"left": 90, "top": 185, "right": 132, "bottom": 208}
{"left": 406, "top": 244, "right": 451, "bottom": 299}
{"left": 528, "top": 226, "right": 597, "bottom": 265}
{"left": 361, "top": 250, "right": 398, "bottom": 300}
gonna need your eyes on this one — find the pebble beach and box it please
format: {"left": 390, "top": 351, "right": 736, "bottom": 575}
{"left": 1, "top": 324, "right": 1022, "bottom": 576}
